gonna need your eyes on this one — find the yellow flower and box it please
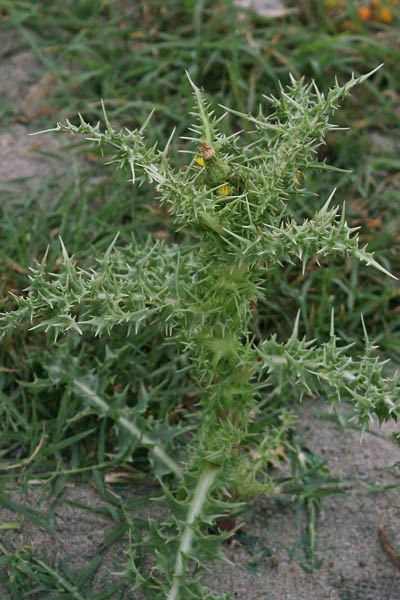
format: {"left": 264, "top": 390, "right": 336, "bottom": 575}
{"left": 195, "top": 156, "right": 205, "bottom": 167}
{"left": 219, "top": 184, "right": 231, "bottom": 196}
{"left": 378, "top": 7, "right": 393, "bottom": 23}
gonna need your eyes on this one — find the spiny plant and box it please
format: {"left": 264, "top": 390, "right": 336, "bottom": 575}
{"left": 2, "top": 67, "right": 400, "bottom": 599}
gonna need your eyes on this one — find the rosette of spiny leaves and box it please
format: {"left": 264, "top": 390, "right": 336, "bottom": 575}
{"left": 1, "top": 67, "right": 400, "bottom": 599}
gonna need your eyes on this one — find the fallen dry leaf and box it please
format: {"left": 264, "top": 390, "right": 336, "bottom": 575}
{"left": 19, "top": 72, "right": 58, "bottom": 121}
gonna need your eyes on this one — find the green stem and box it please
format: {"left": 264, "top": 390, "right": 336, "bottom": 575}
{"left": 167, "top": 462, "right": 220, "bottom": 600}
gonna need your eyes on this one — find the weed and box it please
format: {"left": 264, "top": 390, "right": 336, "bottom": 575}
{"left": 2, "top": 67, "right": 399, "bottom": 598}
{"left": 1, "top": 2, "right": 400, "bottom": 597}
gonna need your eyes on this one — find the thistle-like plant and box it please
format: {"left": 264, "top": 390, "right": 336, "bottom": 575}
{"left": 2, "top": 68, "right": 399, "bottom": 599}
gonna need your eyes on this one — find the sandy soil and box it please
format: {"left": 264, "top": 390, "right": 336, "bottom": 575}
{"left": 0, "top": 32, "right": 67, "bottom": 191}
{"left": 0, "top": 403, "right": 399, "bottom": 599}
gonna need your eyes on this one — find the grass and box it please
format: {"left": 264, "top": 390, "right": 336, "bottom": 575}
{"left": 0, "top": 0, "right": 399, "bottom": 596}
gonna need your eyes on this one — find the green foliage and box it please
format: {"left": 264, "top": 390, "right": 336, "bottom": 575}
{"left": 258, "top": 313, "right": 399, "bottom": 427}
{"left": 2, "top": 68, "right": 399, "bottom": 599}
{"left": 2, "top": 0, "right": 399, "bottom": 350}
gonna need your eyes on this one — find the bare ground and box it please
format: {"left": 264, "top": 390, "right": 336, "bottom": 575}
{"left": 0, "top": 403, "right": 399, "bottom": 599}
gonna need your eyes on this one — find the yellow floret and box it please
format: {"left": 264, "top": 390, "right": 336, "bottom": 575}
{"left": 378, "top": 7, "right": 393, "bottom": 23}
{"left": 219, "top": 184, "right": 231, "bottom": 196}
{"left": 195, "top": 157, "right": 205, "bottom": 167}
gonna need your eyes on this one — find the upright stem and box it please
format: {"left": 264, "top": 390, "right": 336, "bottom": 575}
{"left": 167, "top": 462, "right": 220, "bottom": 600}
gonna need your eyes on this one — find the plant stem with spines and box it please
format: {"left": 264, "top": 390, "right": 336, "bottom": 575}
{"left": 167, "top": 462, "right": 220, "bottom": 600}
